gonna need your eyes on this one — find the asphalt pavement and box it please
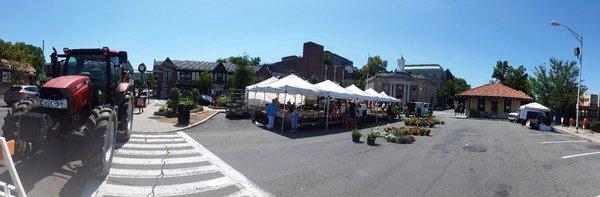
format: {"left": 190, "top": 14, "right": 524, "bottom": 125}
{"left": 184, "top": 112, "right": 600, "bottom": 197}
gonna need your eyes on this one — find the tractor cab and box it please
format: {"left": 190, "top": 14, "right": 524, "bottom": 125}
{"left": 50, "top": 47, "right": 132, "bottom": 106}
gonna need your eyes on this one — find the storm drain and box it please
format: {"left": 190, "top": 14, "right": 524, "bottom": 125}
{"left": 463, "top": 144, "right": 487, "bottom": 152}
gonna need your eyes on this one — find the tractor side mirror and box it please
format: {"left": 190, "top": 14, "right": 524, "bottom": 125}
{"left": 118, "top": 51, "right": 128, "bottom": 65}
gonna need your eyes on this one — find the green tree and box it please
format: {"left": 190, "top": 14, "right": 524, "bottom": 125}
{"left": 168, "top": 87, "right": 181, "bottom": 110}
{"left": 189, "top": 88, "right": 200, "bottom": 104}
{"left": 145, "top": 73, "right": 155, "bottom": 89}
{"left": 0, "top": 39, "right": 45, "bottom": 83}
{"left": 323, "top": 53, "right": 333, "bottom": 66}
{"left": 436, "top": 78, "right": 471, "bottom": 108}
{"left": 352, "top": 55, "right": 387, "bottom": 89}
{"left": 217, "top": 54, "right": 261, "bottom": 92}
{"left": 308, "top": 74, "right": 318, "bottom": 84}
{"left": 492, "top": 60, "right": 530, "bottom": 94}
{"left": 530, "top": 58, "right": 586, "bottom": 118}
{"left": 196, "top": 71, "right": 213, "bottom": 94}
{"left": 360, "top": 55, "right": 387, "bottom": 79}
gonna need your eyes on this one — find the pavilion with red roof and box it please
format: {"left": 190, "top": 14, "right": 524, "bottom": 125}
{"left": 459, "top": 83, "right": 533, "bottom": 119}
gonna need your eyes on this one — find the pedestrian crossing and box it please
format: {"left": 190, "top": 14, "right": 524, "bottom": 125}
{"left": 93, "top": 132, "right": 271, "bottom": 197}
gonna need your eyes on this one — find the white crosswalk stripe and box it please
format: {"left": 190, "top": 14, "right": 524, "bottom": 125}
{"left": 99, "top": 177, "right": 234, "bottom": 196}
{"left": 130, "top": 134, "right": 181, "bottom": 138}
{"left": 114, "top": 148, "right": 200, "bottom": 156}
{"left": 117, "top": 142, "right": 192, "bottom": 149}
{"left": 112, "top": 156, "right": 208, "bottom": 165}
{"left": 92, "top": 132, "right": 272, "bottom": 197}
{"left": 128, "top": 138, "right": 186, "bottom": 143}
{"left": 109, "top": 165, "right": 220, "bottom": 178}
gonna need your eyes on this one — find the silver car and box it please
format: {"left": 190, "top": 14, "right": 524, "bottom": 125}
{"left": 3, "top": 85, "right": 39, "bottom": 106}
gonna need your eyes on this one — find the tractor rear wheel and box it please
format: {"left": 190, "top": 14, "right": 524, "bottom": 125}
{"left": 117, "top": 92, "right": 133, "bottom": 142}
{"left": 81, "top": 106, "right": 117, "bottom": 178}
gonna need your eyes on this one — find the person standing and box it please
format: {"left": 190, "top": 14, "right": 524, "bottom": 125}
{"left": 266, "top": 99, "right": 279, "bottom": 129}
{"left": 290, "top": 105, "right": 299, "bottom": 131}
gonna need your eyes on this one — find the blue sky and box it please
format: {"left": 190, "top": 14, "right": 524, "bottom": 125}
{"left": 1, "top": 0, "right": 598, "bottom": 92}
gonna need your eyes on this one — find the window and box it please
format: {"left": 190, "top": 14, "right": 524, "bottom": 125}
{"left": 25, "top": 87, "right": 38, "bottom": 92}
{"left": 491, "top": 100, "right": 498, "bottom": 112}
{"left": 477, "top": 98, "right": 485, "bottom": 111}
{"left": 504, "top": 99, "right": 512, "bottom": 113}
{"left": 164, "top": 71, "right": 171, "bottom": 81}
{"left": 178, "top": 71, "right": 192, "bottom": 81}
{"left": 192, "top": 72, "right": 199, "bottom": 81}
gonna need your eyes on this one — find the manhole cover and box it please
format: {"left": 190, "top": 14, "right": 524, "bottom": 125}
{"left": 463, "top": 144, "right": 487, "bottom": 152}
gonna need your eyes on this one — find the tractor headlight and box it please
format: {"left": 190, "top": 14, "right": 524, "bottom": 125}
{"left": 39, "top": 98, "right": 68, "bottom": 109}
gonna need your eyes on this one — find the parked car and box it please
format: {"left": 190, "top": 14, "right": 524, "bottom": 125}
{"left": 404, "top": 102, "right": 430, "bottom": 117}
{"left": 508, "top": 109, "right": 519, "bottom": 122}
{"left": 199, "top": 94, "right": 213, "bottom": 106}
{"left": 3, "top": 85, "right": 39, "bottom": 106}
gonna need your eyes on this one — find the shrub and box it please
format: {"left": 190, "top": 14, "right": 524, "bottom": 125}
{"left": 190, "top": 88, "right": 200, "bottom": 104}
{"left": 351, "top": 129, "right": 362, "bottom": 138}
{"left": 196, "top": 105, "right": 204, "bottom": 112}
{"left": 159, "top": 106, "right": 170, "bottom": 113}
{"left": 385, "top": 134, "right": 397, "bottom": 143}
{"left": 367, "top": 131, "right": 378, "bottom": 140}
{"left": 398, "top": 135, "right": 416, "bottom": 144}
{"left": 168, "top": 87, "right": 181, "bottom": 110}
{"left": 418, "top": 127, "right": 431, "bottom": 136}
{"left": 215, "top": 96, "right": 231, "bottom": 107}
{"left": 179, "top": 98, "right": 195, "bottom": 109}
{"left": 591, "top": 121, "right": 600, "bottom": 133}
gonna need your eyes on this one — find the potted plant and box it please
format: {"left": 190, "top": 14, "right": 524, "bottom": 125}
{"left": 367, "top": 131, "right": 378, "bottom": 146}
{"left": 398, "top": 135, "right": 416, "bottom": 144}
{"left": 177, "top": 98, "right": 195, "bottom": 125}
{"left": 351, "top": 129, "right": 362, "bottom": 143}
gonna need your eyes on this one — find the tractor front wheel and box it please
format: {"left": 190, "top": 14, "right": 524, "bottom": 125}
{"left": 81, "top": 106, "right": 117, "bottom": 178}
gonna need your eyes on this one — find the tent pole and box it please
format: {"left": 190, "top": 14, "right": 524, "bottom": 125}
{"left": 281, "top": 86, "right": 287, "bottom": 133}
{"left": 325, "top": 95, "right": 330, "bottom": 132}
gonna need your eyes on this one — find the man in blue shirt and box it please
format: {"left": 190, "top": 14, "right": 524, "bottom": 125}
{"left": 266, "top": 99, "right": 279, "bottom": 129}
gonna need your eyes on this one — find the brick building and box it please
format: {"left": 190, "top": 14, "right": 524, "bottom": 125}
{"left": 153, "top": 58, "right": 237, "bottom": 98}
{"left": 257, "top": 42, "right": 357, "bottom": 83}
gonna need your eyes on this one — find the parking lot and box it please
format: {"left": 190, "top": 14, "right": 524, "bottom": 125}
{"left": 184, "top": 112, "right": 600, "bottom": 197}
{"left": 0, "top": 109, "right": 598, "bottom": 196}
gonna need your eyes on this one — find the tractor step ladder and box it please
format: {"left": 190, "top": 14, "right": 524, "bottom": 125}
{"left": 0, "top": 137, "right": 26, "bottom": 197}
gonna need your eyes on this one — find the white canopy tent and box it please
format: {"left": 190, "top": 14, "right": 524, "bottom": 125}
{"left": 345, "top": 85, "right": 378, "bottom": 101}
{"left": 380, "top": 91, "right": 399, "bottom": 102}
{"left": 247, "top": 74, "right": 325, "bottom": 132}
{"left": 519, "top": 102, "right": 551, "bottom": 112}
{"left": 518, "top": 102, "right": 551, "bottom": 122}
{"left": 246, "top": 77, "right": 305, "bottom": 107}
{"left": 314, "top": 80, "right": 356, "bottom": 100}
{"left": 364, "top": 88, "right": 392, "bottom": 102}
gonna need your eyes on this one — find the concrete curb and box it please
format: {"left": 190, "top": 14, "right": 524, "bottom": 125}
{"left": 554, "top": 127, "right": 600, "bottom": 146}
{"left": 133, "top": 110, "right": 222, "bottom": 133}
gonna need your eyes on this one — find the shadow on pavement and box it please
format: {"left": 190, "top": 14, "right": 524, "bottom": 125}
{"left": 0, "top": 139, "right": 97, "bottom": 196}
{"left": 255, "top": 119, "right": 403, "bottom": 139}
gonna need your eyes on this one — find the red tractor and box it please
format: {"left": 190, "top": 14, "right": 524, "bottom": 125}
{"left": 1, "top": 47, "right": 134, "bottom": 178}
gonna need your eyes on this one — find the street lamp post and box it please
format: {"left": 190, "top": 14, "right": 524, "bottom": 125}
{"left": 550, "top": 20, "right": 584, "bottom": 133}
{"left": 138, "top": 63, "right": 147, "bottom": 93}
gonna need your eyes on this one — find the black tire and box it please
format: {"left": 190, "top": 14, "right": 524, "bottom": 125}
{"left": 81, "top": 106, "right": 117, "bottom": 178}
{"left": 117, "top": 92, "right": 133, "bottom": 143}
{"left": 1, "top": 100, "right": 37, "bottom": 140}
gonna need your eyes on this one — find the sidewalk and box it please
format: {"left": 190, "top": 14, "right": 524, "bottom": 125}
{"left": 132, "top": 99, "right": 221, "bottom": 133}
{"left": 554, "top": 126, "right": 600, "bottom": 145}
